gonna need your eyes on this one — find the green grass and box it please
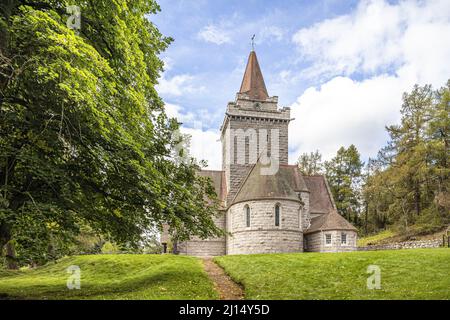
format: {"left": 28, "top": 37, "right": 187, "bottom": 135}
{"left": 214, "top": 249, "right": 450, "bottom": 300}
{"left": 358, "top": 230, "right": 396, "bottom": 246}
{"left": 0, "top": 254, "right": 217, "bottom": 300}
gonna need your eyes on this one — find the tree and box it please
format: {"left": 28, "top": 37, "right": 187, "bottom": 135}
{"left": 297, "top": 150, "right": 323, "bottom": 175}
{"left": 362, "top": 81, "right": 450, "bottom": 235}
{"left": 0, "top": 1, "right": 223, "bottom": 267}
{"left": 325, "top": 145, "right": 364, "bottom": 224}
{"left": 427, "top": 80, "right": 450, "bottom": 217}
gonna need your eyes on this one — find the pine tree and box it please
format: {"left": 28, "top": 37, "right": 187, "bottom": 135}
{"left": 325, "top": 145, "right": 364, "bottom": 224}
{"left": 297, "top": 150, "right": 323, "bottom": 175}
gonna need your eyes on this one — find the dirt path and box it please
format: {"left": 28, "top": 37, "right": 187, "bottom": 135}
{"left": 202, "top": 258, "right": 244, "bottom": 300}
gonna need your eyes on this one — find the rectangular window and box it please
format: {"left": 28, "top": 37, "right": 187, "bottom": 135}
{"left": 325, "top": 234, "right": 332, "bottom": 246}
{"left": 246, "top": 206, "right": 250, "bottom": 227}
{"left": 341, "top": 233, "right": 347, "bottom": 245}
{"left": 275, "top": 205, "right": 280, "bottom": 227}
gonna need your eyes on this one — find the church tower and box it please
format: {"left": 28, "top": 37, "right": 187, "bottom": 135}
{"left": 220, "top": 50, "right": 291, "bottom": 205}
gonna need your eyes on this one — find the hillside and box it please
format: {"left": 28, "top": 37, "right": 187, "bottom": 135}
{"left": 358, "top": 227, "right": 448, "bottom": 247}
{"left": 215, "top": 249, "right": 450, "bottom": 299}
{"left": 0, "top": 255, "right": 217, "bottom": 300}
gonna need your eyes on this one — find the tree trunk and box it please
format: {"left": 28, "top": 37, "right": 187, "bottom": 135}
{"left": 172, "top": 240, "right": 178, "bottom": 255}
{"left": 364, "top": 202, "right": 368, "bottom": 235}
{"left": 414, "top": 184, "right": 421, "bottom": 216}
{"left": 5, "top": 241, "right": 19, "bottom": 270}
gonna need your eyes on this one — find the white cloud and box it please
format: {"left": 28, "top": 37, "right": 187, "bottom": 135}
{"left": 289, "top": 75, "right": 408, "bottom": 161}
{"left": 288, "top": 0, "right": 450, "bottom": 162}
{"left": 156, "top": 74, "right": 205, "bottom": 96}
{"left": 165, "top": 103, "right": 222, "bottom": 170}
{"left": 161, "top": 56, "right": 174, "bottom": 71}
{"left": 292, "top": 0, "right": 450, "bottom": 80}
{"left": 182, "top": 127, "right": 222, "bottom": 170}
{"left": 197, "top": 25, "right": 232, "bottom": 45}
{"left": 259, "top": 26, "right": 285, "bottom": 43}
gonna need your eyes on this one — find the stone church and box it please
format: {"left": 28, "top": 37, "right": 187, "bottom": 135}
{"left": 162, "top": 50, "right": 357, "bottom": 255}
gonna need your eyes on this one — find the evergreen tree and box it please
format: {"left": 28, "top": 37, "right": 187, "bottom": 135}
{"left": 362, "top": 81, "right": 449, "bottom": 235}
{"left": 325, "top": 145, "right": 364, "bottom": 224}
{"left": 297, "top": 150, "right": 323, "bottom": 175}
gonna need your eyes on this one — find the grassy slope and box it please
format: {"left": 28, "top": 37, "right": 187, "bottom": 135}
{"left": 0, "top": 254, "right": 217, "bottom": 300}
{"left": 215, "top": 249, "right": 450, "bottom": 300}
{"left": 358, "top": 230, "right": 396, "bottom": 246}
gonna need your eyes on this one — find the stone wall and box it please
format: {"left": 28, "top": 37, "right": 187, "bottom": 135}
{"left": 358, "top": 239, "right": 442, "bottom": 251}
{"left": 227, "top": 199, "right": 303, "bottom": 255}
{"left": 178, "top": 240, "right": 226, "bottom": 256}
{"left": 177, "top": 212, "right": 226, "bottom": 256}
{"left": 305, "top": 230, "right": 357, "bottom": 252}
{"left": 221, "top": 100, "right": 290, "bottom": 204}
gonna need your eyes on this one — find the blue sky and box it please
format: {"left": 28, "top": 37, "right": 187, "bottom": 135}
{"left": 150, "top": 0, "right": 450, "bottom": 170}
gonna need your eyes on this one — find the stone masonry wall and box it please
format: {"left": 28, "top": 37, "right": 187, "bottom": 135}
{"left": 305, "top": 230, "right": 357, "bottom": 252}
{"left": 227, "top": 199, "right": 303, "bottom": 255}
{"left": 221, "top": 101, "right": 290, "bottom": 204}
{"left": 177, "top": 212, "right": 226, "bottom": 256}
{"left": 358, "top": 239, "right": 442, "bottom": 251}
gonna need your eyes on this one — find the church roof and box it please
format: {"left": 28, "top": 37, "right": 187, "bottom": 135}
{"left": 305, "top": 210, "right": 357, "bottom": 234}
{"left": 198, "top": 170, "right": 227, "bottom": 209}
{"left": 232, "top": 163, "right": 308, "bottom": 204}
{"left": 303, "top": 176, "right": 335, "bottom": 214}
{"left": 239, "top": 51, "right": 269, "bottom": 100}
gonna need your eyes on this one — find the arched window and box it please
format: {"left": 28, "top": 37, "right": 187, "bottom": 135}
{"left": 275, "top": 204, "right": 280, "bottom": 227}
{"left": 245, "top": 205, "right": 250, "bottom": 227}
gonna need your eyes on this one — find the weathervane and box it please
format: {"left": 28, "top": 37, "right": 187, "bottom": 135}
{"left": 251, "top": 34, "right": 256, "bottom": 51}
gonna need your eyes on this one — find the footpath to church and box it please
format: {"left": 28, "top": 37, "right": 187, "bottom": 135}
{"left": 202, "top": 258, "right": 244, "bottom": 300}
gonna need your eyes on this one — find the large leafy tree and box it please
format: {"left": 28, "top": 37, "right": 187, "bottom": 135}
{"left": 0, "top": 0, "right": 222, "bottom": 267}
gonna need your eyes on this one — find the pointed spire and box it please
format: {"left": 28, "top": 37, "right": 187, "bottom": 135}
{"left": 239, "top": 51, "right": 269, "bottom": 100}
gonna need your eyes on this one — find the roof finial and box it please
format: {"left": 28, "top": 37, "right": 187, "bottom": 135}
{"left": 251, "top": 34, "right": 256, "bottom": 51}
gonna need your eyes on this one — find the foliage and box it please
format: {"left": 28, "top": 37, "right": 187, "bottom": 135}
{"left": 0, "top": 254, "right": 218, "bottom": 299}
{"left": 101, "top": 242, "right": 120, "bottom": 255}
{"left": 325, "top": 145, "right": 364, "bottom": 224}
{"left": 0, "top": 0, "right": 223, "bottom": 267}
{"left": 296, "top": 150, "right": 323, "bottom": 175}
{"left": 215, "top": 249, "right": 450, "bottom": 299}
{"left": 362, "top": 81, "right": 450, "bottom": 234}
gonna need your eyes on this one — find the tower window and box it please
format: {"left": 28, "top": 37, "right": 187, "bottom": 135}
{"left": 245, "top": 205, "right": 250, "bottom": 227}
{"left": 275, "top": 204, "right": 280, "bottom": 227}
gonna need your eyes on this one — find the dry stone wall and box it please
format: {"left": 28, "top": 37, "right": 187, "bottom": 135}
{"left": 358, "top": 239, "right": 442, "bottom": 251}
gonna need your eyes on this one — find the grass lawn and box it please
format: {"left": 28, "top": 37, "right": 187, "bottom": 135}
{"left": 214, "top": 248, "right": 450, "bottom": 300}
{"left": 0, "top": 254, "right": 217, "bottom": 300}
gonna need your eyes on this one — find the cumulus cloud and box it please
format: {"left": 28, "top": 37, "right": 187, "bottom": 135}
{"left": 182, "top": 126, "right": 222, "bottom": 170}
{"left": 288, "top": 0, "right": 450, "bottom": 162}
{"left": 165, "top": 103, "right": 222, "bottom": 170}
{"left": 156, "top": 74, "right": 205, "bottom": 96}
{"left": 292, "top": 0, "right": 450, "bottom": 79}
{"left": 198, "top": 25, "right": 232, "bottom": 45}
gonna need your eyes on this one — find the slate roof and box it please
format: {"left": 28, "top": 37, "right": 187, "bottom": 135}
{"left": 198, "top": 170, "right": 227, "bottom": 209}
{"left": 239, "top": 51, "right": 269, "bottom": 100}
{"left": 232, "top": 163, "right": 308, "bottom": 204}
{"left": 303, "top": 176, "right": 335, "bottom": 214}
{"left": 199, "top": 165, "right": 356, "bottom": 233}
{"left": 305, "top": 210, "right": 357, "bottom": 234}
